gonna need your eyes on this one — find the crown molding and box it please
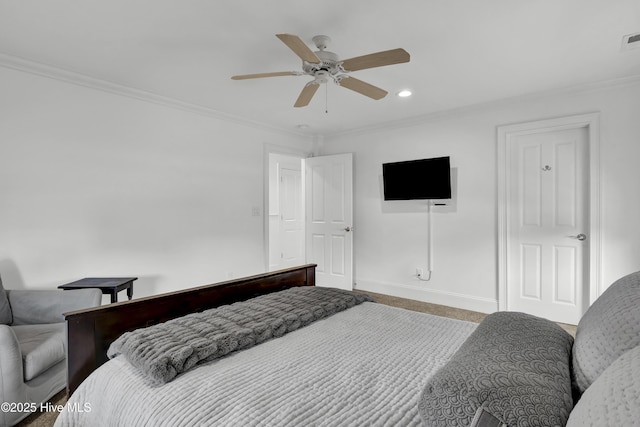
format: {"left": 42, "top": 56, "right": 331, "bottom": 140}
{"left": 324, "top": 73, "right": 640, "bottom": 139}
{"left": 0, "top": 51, "right": 309, "bottom": 138}
{"left": 3, "top": 51, "right": 639, "bottom": 141}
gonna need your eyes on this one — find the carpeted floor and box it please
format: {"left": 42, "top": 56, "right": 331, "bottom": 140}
{"left": 16, "top": 390, "right": 66, "bottom": 427}
{"left": 17, "top": 291, "right": 575, "bottom": 426}
{"left": 359, "top": 291, "right": 577, "bottom": 336}
{"left": 361, "top": 291, "right": 488, "bottom": 323}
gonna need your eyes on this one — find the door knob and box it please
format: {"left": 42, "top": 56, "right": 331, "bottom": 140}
{"left": 569, "top": 233, "right": 587, "bottom": 241}
{"left": 343, "top": 227, "right": 352, "bottom": 232}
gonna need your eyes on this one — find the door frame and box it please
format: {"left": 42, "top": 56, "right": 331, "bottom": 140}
{"left": 263, "top": 144, "right": 311, "bottom": 271}
{"left": 497, "top": 112, "right": 601, "bottom": 312}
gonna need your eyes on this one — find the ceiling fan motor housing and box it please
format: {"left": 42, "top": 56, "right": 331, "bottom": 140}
{"left": 303, "top": 49, "right": 341, "bottom": 77}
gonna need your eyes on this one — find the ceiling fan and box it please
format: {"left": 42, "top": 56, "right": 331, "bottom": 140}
{"left": 231, "top": 34, "right": 410, "bottom": 107}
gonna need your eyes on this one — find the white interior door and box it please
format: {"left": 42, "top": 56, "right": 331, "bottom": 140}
{"left": 507, "top": 127, "right": 588, "bottom": 324}
{"left": 279, "top": 167, "right": 304, "bottom": 268}
{"left": 304, "top": 153, "right": 353, "bottom": 290}
{"left": 268, "top": 153, "right": 305, "bottom": 271}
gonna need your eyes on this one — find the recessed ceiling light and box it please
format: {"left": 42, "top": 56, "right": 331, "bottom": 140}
{"left": 296, "top": 124, "right": 310, "bottom": 129}
{"left": 397, "top": 90, "right": 412, "bottom": 98}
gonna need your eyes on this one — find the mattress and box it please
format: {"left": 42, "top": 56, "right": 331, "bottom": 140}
{"left": 55, "top": 302, "right": 476, "bottom": 426}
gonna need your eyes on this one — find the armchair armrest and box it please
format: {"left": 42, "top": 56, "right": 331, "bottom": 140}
{"left": 0, "top": 325, "right": 24, "bottom": 411}
{"left": 7, "top": 289, "right": 102, "bottom": 325}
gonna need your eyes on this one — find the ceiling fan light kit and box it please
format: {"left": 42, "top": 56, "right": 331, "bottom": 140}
{"left": 231, "top": 33, "right": 410, "bottom": 108}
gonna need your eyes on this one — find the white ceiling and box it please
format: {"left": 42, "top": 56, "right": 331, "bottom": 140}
{"left": 1, "top": 0, "right": 639, "bottom": 136}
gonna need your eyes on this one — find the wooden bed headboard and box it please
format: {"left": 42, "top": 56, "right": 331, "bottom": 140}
{"left": 63, "top": 264, "right": 316, "bottom": 395}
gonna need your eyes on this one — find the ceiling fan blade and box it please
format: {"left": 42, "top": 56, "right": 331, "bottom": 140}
{"left": 341, "top": 48, "right": 410, "bottom": 72}
{"left": 338, "top": 76, "right": 388, "bottom": 100}
{"left": 276, "top": 33, "right": 322, "bottom": 64}
{"left": 294, "top": 83, "right": 320, "bottom": 108}
{"left": 231, "top": 71, "right": 299, "bottom": 80}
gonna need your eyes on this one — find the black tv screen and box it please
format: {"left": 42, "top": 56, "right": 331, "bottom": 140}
{"left": 382, "top": 156, "right": 451, "bottom": 200}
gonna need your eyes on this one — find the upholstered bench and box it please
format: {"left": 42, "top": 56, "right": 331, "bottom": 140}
{"left": 418, "top": 270, "right": 640, "bottom": 427}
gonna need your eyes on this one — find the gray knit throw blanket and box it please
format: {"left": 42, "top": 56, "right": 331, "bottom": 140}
{"left": 107, "top": 286, "right": 373, "bottom": 384}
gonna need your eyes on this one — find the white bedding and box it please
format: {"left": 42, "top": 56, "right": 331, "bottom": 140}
{"left": 55, "top": 302, "right": 476, "bottom": 426}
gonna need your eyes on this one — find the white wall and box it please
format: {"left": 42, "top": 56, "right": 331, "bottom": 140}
{"left": 0, "top": 66, "right": 312, "bottom": 298}
{"left": 320, "top": 80, "right": 640, "bottom": 313}
{"left": 2, "top": 63, "right": 638, "bottom": 312}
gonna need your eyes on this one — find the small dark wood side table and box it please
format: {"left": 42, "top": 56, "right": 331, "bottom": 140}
{"left": 58, "top": 277, "right": 137, "bottom": 303}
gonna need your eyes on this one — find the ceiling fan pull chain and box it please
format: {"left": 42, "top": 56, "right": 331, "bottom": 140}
{"left": 325, "top": 82, "right": 329, "bottom": 114}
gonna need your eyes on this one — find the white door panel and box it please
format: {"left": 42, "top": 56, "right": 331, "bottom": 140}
{"left": 508, "top": 127, "right": 588, "bottom": 324}
{"left": 268, "top": 153, "right": 304, "bottom": 271}
{"left": 304, "top": 153, "right": 353, "bottom": 290}
{"left": 279, "top": 167, "right": 303, "bottom": 266}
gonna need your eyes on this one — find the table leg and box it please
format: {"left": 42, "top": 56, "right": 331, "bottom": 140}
{"left": 110, "top": 291, "right": 117, "bottom": 304}
{"left": 127, "top": 284, "right": 133, "bottom": 300}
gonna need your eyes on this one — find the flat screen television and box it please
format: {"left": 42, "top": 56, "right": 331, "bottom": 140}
{"left": 382, "top": 156, "right": 451, "bottom": 200}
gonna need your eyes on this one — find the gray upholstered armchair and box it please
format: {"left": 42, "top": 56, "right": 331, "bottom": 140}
{"left": 0, "top": 276, "right": 101, "bottom": 427}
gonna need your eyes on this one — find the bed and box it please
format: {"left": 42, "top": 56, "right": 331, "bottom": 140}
{"left": 55, "top": 265, "right": 640, "bottom": 426}
{"left": 55, "top": 264, "right": 477, "bottom": 426}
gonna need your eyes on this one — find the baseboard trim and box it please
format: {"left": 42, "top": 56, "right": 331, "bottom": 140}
{"left": 354, "top": 278, "right": 498, "bottom": 314}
